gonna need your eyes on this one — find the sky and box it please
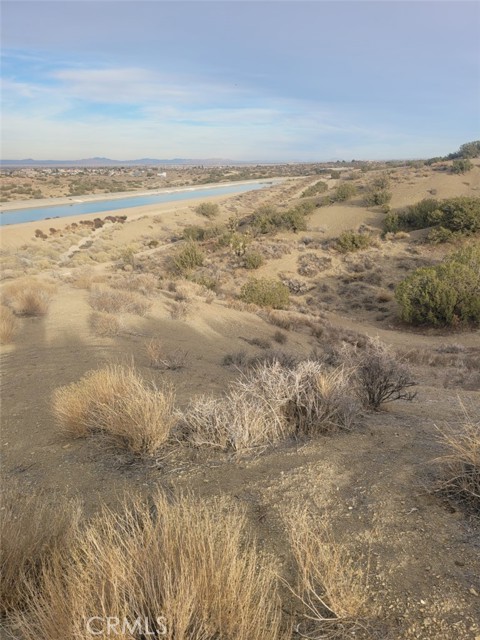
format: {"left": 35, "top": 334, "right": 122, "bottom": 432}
{"left": 1, "top": 1, "right": 479, "bottom": 161}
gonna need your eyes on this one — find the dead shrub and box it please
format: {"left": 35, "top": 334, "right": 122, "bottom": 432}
{"left": 89, "top": 311, "right": 121, "bottom": 336}
{"left": 146, "top": 339, "right": 189, "bottom": 370}
{"left": 88, "top": 286, "right": 151, "bottom": 316}
{"left": 15, "top": 493, "right": 283, "bottom": 640}
{"left": 285, "top": 508, "right": 370, "bottom": 637}
{"left": 53, "top": 365, "right": 177, "bottom": 456}
{"left": 222, "top": 350, "right": 248, "bottom": 368}
{"left": 349, "top": 338, "right": 417, "bottom": 410}
{"left": 0, "top": 304, "right": 18, "bottom": 344}
{"left": 434, "top": 409, "right": 479, "bottom": 507}
{"left": 0, "top": 482, "right": 80, "bottom": 616}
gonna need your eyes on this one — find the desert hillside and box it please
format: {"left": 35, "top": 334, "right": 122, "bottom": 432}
{"left": 1, "top": 159, "right": 479, "bottom": 639}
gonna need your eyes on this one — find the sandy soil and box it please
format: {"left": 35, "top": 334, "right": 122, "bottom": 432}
{"left": 1, "top": 164, "right": 479, "bottom": 638}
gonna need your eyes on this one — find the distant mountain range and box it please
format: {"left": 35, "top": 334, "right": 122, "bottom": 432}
{"left": 0, "top": 157, "right": 268, "bottom": 167}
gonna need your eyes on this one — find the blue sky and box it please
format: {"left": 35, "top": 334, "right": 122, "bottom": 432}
{"left": 1, "top": 1, "right": 479, "bottom": 161}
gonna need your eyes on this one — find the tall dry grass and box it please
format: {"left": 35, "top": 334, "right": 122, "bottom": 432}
{"left": 0, "top": 305, "right": 18, "bottom": 344}
{"left": 0, "top": 482, "right": 80, "bottom": 616}
{"left": 53, "top": 365, "right": 177, "bottom": 456}
{"left": 14, "top": 492, "right": 284, "bottom": 640}
{"left": 2, "top": 278, "right": 56, "bottom": 317}
{"left": 434, "top": 409, "right": 480, "bottom": 507}
{"left": 284, "top": 508, "right": 370, "bottom": 638}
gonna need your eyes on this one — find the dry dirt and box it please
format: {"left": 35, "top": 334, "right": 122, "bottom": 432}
{"left": 1, "top": 163, "right": 479, "bottom": 639}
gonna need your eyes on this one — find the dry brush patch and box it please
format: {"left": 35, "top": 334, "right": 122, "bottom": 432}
{"left": 0, "top": 305, "right": 18, "bottom": 344}
{"left": 88, "top": 286, "right": 152, "bottom": 316}
{"left": 284, "top": 508, "right": 372, "bottom": 638}
{"left": 0, "top": 482, "right": 80, "bottom": 617}
{"left": 146, "top": 339, "right": 189, "bottom": 370}
{"left": 89, "top": 311, "right": 122, "bottom": 337}
{"left": 53, "top": 365, "right": 177, "bottom": 456}
{"left": 2, "top": 278, "right": 56, "bottom": 317}
{"left": 13, "top": 492, "right": 284, "bottom": 640}
{"left": 181, "top": 360, "right": 360, "bottom": 452}
{"left": 434, "top": 408, "right": 480, "bottom": 508}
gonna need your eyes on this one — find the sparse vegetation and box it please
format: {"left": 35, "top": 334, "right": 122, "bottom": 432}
{"left": 244, "top": 251, "right": 264, "bottom": 269}
{"left": 301, "top": 180, "right": 328, "bottom": 197}
{"left": 451, "top": 159, "right": 473, "bottom": 174}
{"left": 89, "top": 311, "right": 122, "bottom": 336}
{"left": 146, "top": 339, "right": 189, "bottom": 370}
{"left": 332, "top": 182, "right": 356, "bottom": 202}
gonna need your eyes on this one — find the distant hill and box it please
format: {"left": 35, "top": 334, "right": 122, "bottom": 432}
{"left": 0, "top": 157, "right": 262, "bottom": 167}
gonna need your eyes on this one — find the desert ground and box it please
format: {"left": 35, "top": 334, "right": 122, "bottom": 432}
{"left": 1, "top": 160, "right": 479, "bottom": 639}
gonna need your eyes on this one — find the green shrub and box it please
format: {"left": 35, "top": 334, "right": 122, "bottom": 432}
{"left": 383, "top": 197, "right": 480, "bottom": 234}
{"left": 301, "top": 181, "right": 328, "bottom": 197}
{"left": 251, "top": 203, "right": 312, "bottom": 234}
{"left": 195, "top": 202, "right": 219, "bottom": 218}
{"left": 244, "top": 251, "right": 264, "bottom": 270}
{"left": 171, "top": 242, "right": 204, "bottom": 274}
{"left": 364, "top": 188, "right": 392, "bottom": 207}
{"left": 240, "top": 278, "right": 290, "bottom": 309}
{"left": 334, "top": 231, "right": 373, "bottom": 253}
{"left": 451, "top": 159, "right": 473, "bottom": 174}
{"left": 333, "top": 182, "right": 356, "bottom": 202}
{"left": 426, "top": 226, "right": 454, "bottom": 244}
{"left": 395, "top": 245, "right": 480, "bottom": 326}
{"left": 458, "top": 140, "right": 480, "bottom": 158}
{"left": 183, "top": 224, "right": 223, "bottom": 241}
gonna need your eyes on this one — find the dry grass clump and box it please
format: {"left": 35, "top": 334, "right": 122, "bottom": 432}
{"left": 15, "top": 492, "right": 283, "bottom": 640}
{"left": 288, "top": 362, "right": 359, "bottom": 434}
{"left": 0, "top": 482, "right": 80, "bottom": 616}
{"left": 2, "top": 278, "right": 55, "bottom": 316}
{"left": 285, "top": 508, "right": 370, "bottom": 638}
{"left": 110, "top": 272, "right": 157, "bottom": 295}
{"left": 89, "top": 311, "right": 122, "bottom": 337}
{"left": 53, "top": 365, "right": 177, "bottom": 456}
{"left": 0, "top": 304, "right": 18, "bottom": 344}
{"left": 434, "top": 410, "right": 479, "bottom": 507}
{"left": 170, "top": 300, "right": 191, "bottom": 320}
{"left": 89, "top": 286, "right": 152, "bottom": 316}
{"left": 146, "top": 339, "right": 189, "bottom": 370}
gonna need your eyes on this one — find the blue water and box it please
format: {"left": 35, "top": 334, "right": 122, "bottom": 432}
{"left": 0, "top": 181, "right": 273, "bottom": 226}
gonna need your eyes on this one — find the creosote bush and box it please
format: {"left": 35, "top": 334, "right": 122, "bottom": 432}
{"left": 240, "top": 278, "right": 290, "bottom": 309}
{"left": 334, "top": 231, "right": 373, "bottom": 253}
{"left": 395, "top": 245, "right": 480, "bottom": 327}
{"left": 244, "top": 251, "right": 264, "bottom": 270}
{"left": 53, "top": 365, "right": 177, "bottom": 456}
{"left": 170, "top": 241, "right": 204, "bottom": 275}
